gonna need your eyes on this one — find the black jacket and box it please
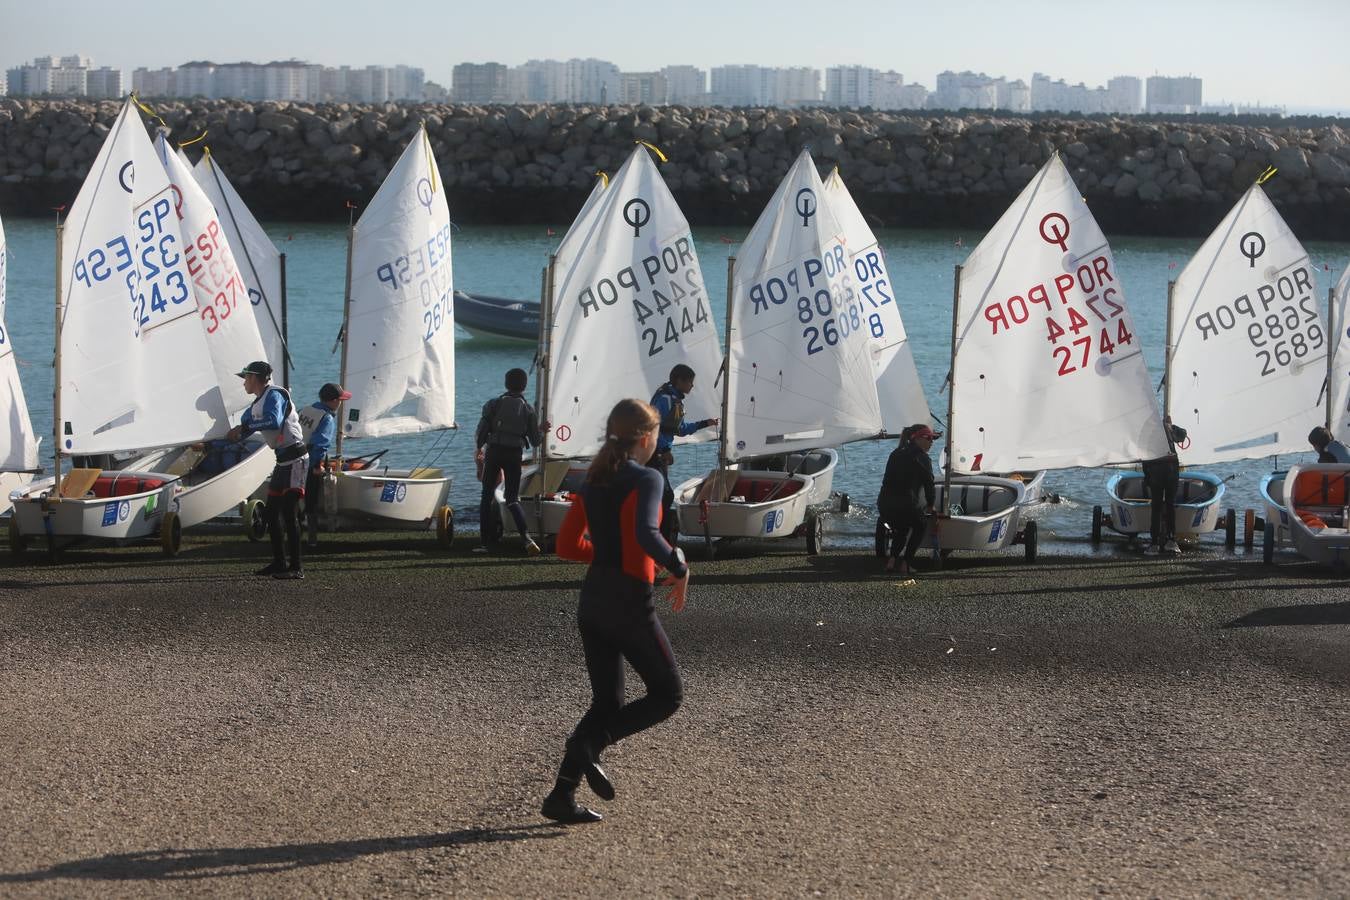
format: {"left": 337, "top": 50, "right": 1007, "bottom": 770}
{"left": 878, "top": 441, "right": 936, "bottom": 510}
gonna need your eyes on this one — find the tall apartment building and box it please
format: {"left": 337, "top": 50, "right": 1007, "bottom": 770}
{"left": 1146, "top": 75, "right": 1202, "bottom": 114}
{"left": 131, "top": 60, "right": 423, "bottom": 102}
{"left": 660, "top": 65, "right": 706, "bottom": 104}
{"left": 710, "top": 65, "right": 819, "bottom": 107}
{"left": 618, "top": 72, "right": 668, "bottom": 105}
{"left": 824, "top": 65, "right": 874, "bottom": 108}
{"left": 452, "top": 62, "right": 509, "bottom": 103}
{"left": 774, "top": 67, "right": 820, "bottom": 107}
{"left": 6, "top": 54, "right": 121, "bottom": 98}
{"left": 1105, "top": 76, "right": 1143, "bottom": 114}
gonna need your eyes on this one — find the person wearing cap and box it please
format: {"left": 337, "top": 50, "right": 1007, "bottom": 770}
{"left": 1308, "top": 426, "right": 1350, "bottom": 463}
{"left": 298, "top": 383, "right": 351, "bottom": 548}
{"left": 876, "top": 423, "right": 939, "bottom": 576}
{"left": 1142, "top": 416, "right": 1189, "bottom": 556}
{"left": 227, "top": 361, "right": 309, "bottom": 579}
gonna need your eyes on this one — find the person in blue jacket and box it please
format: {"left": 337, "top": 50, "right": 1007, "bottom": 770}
{"left": 648, "top": 364, "right": 719, "bottom": 542}
{"left": 298, "top": 382, "right": 351, "bottom": 548}
{"left": 227, "top": 361, "right": 309, "bottom": 579}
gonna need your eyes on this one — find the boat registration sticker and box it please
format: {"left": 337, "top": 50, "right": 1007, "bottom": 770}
{"left": 988, "top": 518, "right": 1004, "bottom": 544}
{"left": 762, "top": 509, "right": 784, "bottom": 534}
{"left": 380, "top": 482, "right": 398, "bottom": 503}
{"left": 101, "top": 502, "right": 119, "bottom": 527}
{"left": 1192, "top": 508, "right": 1205, "bottom": 528}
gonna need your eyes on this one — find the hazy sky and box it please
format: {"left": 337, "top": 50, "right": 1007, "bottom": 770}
{"left": 3, "top": 0, "right": 1347, "bottom": 113}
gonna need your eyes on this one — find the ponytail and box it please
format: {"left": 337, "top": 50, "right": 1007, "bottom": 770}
{"left": 586, "top": 398, "right": 660, "bottom": 485}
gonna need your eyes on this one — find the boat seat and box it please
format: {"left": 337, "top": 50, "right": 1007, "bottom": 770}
{"left": 89, "top": 473, "right": 167, "bottom": 498}
{"left": 938, "top": 484, "right": 1016, "bottom": 514}
{"left": 1292, "top": 471, "right": 1350, "bottom": 508}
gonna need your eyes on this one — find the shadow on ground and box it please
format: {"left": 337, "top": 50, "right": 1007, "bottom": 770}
{"left": 0, "top": 825, "right": 563, "bottom": 883}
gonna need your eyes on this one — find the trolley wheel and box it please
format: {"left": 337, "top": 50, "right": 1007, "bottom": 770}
{"left": 1091, "top": 505, "right": 1103, "bottom": 544}
{"left": 1262, "top": 520, "right": 1275, "bottom": 565}
{"left": 1023, "top": 520, "right": 1038, "bottom": 562}
{"left": 8, "top": 515, "right": 26, "bottom": 554}
{"left": 243, "top": 499, "right": 268, "bottom": 542}
{"left": 805, "top": 512, "right": 824, "bottom": 556}
{"left": 1224, "top": 508, "right": 1236, "bottom": 549}
{"left": 837, "top": 492, "right": 850, "bottom": 515}
{"left": 160, "top": 511, "right": 182, "bottom": 557}
{"left": 874, "top": 520, "right": 890, "bottom": 558}
{"left": 1243, "top": 508, "right": 1256, "bottom": 549}
{"left": 436, "top": 504, "right": 454, "bottom": 548}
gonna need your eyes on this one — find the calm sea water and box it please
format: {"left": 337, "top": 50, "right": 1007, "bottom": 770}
{"left": 4, "top": 217, "right": 1348, "bottom": 552}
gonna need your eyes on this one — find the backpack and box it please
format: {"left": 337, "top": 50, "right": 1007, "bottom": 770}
{"left": 489, "top": 393, "right": 531, "bottom": 446}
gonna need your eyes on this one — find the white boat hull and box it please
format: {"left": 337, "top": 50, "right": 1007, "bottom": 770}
{"left": 1, "top": 472, "right": 35, "bottom": 517}
{"left": 675, "top": 468, "right": 815, "bottom": 541}
{"left": 928, "top": 476, "right": 1025, "bottom": 552}
{"left": 1258, "top": 472, "right": 1290, "bottom": 546}
{"left": 1105, "top": 471, "right": 1225, "bottom": 540}
{"left": 11, "top": 470, "right": 179, "bottom": 542}
{"left": 1284, "top": 463, "right": 1350, "bottom": 570}
{"left": 494, "top": 462, "right": 590, "bottom": 540}
{"left": 123, "top": 440, "right": 274, "bottom": 529}
{"left": 333, "top": 468, "right": 452, "bottom": 528}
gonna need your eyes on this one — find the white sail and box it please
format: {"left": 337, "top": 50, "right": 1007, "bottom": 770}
{"left": 725, "top": 149, "right": 883, "bottom": 461}
{"left": 59, "top": 100, "right": 228, "bottom": 455}
{"left": 821, "top": 168, "right": 930, "bottom": 433}
{"left": 552, "top": 172, "right": 609, "bottom": 265}
{"left": 193, "top": 151, "right": 288, "bottom": 383}
{"left": 0, "top": 212, "right": 40, "bottom": 472}
{"left": 546, "top": 146, "right": 723, "bottom": 459}
{"left": 951, "top": 155, "right": 1167, "bottom": 473}
{"left": 1169, "top": 184, "right": 1325, "bottom": 464}
{"left": 1328, "top": 263, "right": 1350, "bottom": 438}
{"left": 343, "top": 125, "right": 455, "bottom": 438}
{"left": 155, "top": 133, "right": 267, "bottom": 415}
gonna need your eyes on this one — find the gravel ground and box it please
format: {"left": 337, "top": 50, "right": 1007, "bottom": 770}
{"left": 0, "top": 530, "right": 1346, "bottom": 898}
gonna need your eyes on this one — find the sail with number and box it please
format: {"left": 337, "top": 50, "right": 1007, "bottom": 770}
{"left": 194, "top": 151, "right": 287, "bottom": 382}
{"left": 1168, "top": 183, "right": 1325, "bottom": 464}
{"left": 821, "top": 168, "right": 930, "bottom": 433}
{"left": 545, "top": 145, "right": 723, "bottom": 459}
{"left": 59, "top": 100, "right": 228, "bottom": 455}
{"left": 950, "top": 155, "right": 1167, "bottom": 473}
{"left": 0, "top": 212, "right": 40, "bottom": 473}
{"left": 725, "top": 149, "right": 883, "bottom": 460}
{"left": 341, "top": 124, "right": 455, "bottom": 438}
{"left": 154, "top": 133, "right": 267, "bottom": 415}
{"left": 1331, "top": 264, "right": 1350, "bottom": 437}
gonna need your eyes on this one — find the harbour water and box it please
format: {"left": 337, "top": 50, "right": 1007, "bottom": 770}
{"left": 4, "top": 218, "right": 1348, "bottom": 552}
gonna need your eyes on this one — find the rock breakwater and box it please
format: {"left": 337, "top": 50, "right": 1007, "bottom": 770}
{"left": 1, "top": 99, "right": 1348, "bottom": 238}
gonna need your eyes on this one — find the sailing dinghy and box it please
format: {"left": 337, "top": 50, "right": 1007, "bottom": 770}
{"left": 947, "top": 154, "right": 1168, "bottom": 560}
{"left": 10, "top": 99, "right": 235, "bottom": 556}
{"left": 1, "top": 211, "right": 42, "bottom": 521}
{"left": 1105, "top": 180, "right": 1324, "bottom": 547}
{"left": 674, "top": 149, "right": 881, "bottom": 557}
{"left": 500, "top": 149, "right": 723, "bottom": 546}
{"left": 330, "top": 124, "right": 455, "bottom": 542}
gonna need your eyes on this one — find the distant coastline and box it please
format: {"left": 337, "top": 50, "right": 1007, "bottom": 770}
{"left": 2, "top": 99, "right": 1348, "bottom": 238}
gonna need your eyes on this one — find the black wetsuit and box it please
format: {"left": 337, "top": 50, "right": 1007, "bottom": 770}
{"left": 555, "top": 459, "right": 688, "bottom": 780}
{"left": 877, "top": 441, "right": 936, "bottom": 562}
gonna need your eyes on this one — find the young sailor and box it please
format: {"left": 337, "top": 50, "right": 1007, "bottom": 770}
{"left": 474, "top": 368, "right": 546, "bottom": 554}
{"left": 1308, "top": 426, "right": 1350, "bottom": 464}
{"left": 298, "top": 382, "right": 351, "bottom": 548}
{"left": 541, "top": 399, "right": 690, "bottom": 824}
{"left": 228, "top": 361, "right": 308, "bottom": 579}
{"left": 648, "top": 364, "right": 718, "bottom": 542}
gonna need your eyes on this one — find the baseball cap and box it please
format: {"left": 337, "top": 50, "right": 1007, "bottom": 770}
{"left": 236, "top": 361, "right": 272, "bottom": 378}
{"left": 320, "top": 383, "right": 353, "bottom": 402}
{"left": 910, "top": 425, "right": 943, "bottom": 440}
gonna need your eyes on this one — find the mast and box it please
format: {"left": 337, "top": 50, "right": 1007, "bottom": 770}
{"left": 1327, "top": 283, "right": 1336, "bottom": 431}
{"left": 334, "top": 216, "right": 355, "bottom": 458}
{"left": 718, "top": 256, "right": 735, "bottom": 470}
{"left": 279, "top": 253, "right": 289, "bottom": 390}
{"left": 941, "top": 264, "right": 961, "bottom": 500}
{"left": 1164, "top": 280, "right": 1175, "bottom": 423}
{"left": 52, "top": 218, "right": 64, "bottom": 494}
{"left": 538, "top": 254, "right": 556, "bottom": 463}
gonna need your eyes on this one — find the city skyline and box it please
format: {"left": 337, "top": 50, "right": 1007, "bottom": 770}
{"left": 2, "top": 0, "right": 1347, "bottom": 114}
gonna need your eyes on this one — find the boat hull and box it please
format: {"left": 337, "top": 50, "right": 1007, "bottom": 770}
{"left": 453, "top": 290, "right": 539, "bottom": 344}
{"left": 11, "top": 470, "right": 179, "bottom": 542}
{"left": 493, "top": 462, "right": 590, "bottom": 540}
{"left": 675, "top": 469, "right": 816, "bottom": 540}
{"left": 1, "top": 471, "right": 34, "bottom": 517}
{"left": 333, "top": 468, "right": 452, "bottom": 528}
{"left": 1258, "top": 472, "right": 1290, "bottom": 545}
{"left": 928, "top": 475, "right": 1025, "bottom": 552}
{"left": 123, "top": 440, "right": 274, "bottom": 529}
{"left": 1104, "top": 471, "right": 1225, "bottom": 540}
{"left": 1284, "top": 463, "right": 1350, "bottom": 569}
